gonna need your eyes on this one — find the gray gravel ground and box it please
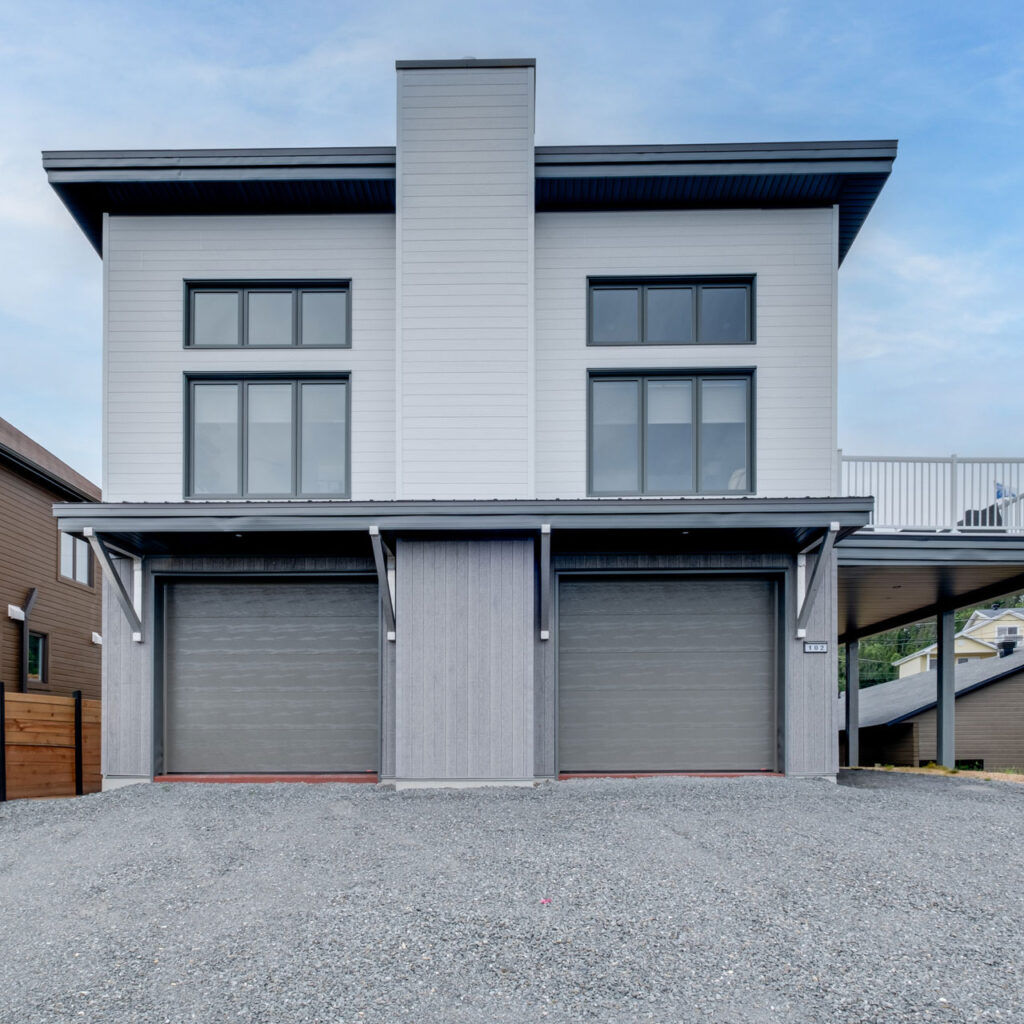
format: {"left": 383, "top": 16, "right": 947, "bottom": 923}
{"left": 1, "top": 771, "right": 1022, "bottom": 1024}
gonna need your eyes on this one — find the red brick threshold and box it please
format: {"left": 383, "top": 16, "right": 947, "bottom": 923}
{"left": 154, "top": 773, "right": 378, "bottom": 784}
{"left": 559, "top": 771, "right": 783, "bottom": 780}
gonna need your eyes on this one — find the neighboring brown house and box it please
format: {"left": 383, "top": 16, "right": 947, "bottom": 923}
{"left": 1, "top": 417, "right": 101, "bottom": 700}
{"left": 840, "top": 648, "right": 1024, "bottom": 771}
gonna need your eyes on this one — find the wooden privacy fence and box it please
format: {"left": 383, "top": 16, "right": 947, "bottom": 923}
{"left": 0, "top": 691, "right": 100, "bottom": 800}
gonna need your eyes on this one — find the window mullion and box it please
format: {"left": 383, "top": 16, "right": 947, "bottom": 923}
{"left": 293, "top": 288, "right": 300, "bottom": 347}
{"left": 239, "top": 382, "right": 247, "bottom": 498}
{"left": 293, "top": 383, "right": 301, "bottom": 496}
{"left": 638, "top": 378, "right": 647, "bottom": 493}
{"left": 694, "top": 376, "right": 703, "bottom": 494}
{"left": 639, "top": 286, "right": 647, "bottom": 345}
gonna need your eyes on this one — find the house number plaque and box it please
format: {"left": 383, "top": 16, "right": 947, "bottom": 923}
{"left": 803, "top": 641, "right": 829, "bottom": 653}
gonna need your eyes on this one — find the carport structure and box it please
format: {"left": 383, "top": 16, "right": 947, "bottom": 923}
{"left": 839, "top": 533, "right": 1024, "bottom": 768}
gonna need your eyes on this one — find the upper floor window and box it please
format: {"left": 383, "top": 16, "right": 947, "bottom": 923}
{"left": 589, "top": 372, "right": 753, "bottom": 496}
{"left": 588, "top": 277, "right": 753, "bottom": 346}
{"left": 59, "top": 531, "right": 92, "bottom": 586}
{"left": 186, "top": 282, "right": 350, "bottom": 348}
{"left": 187, "top": 376, "right": 349, "bottom": 498}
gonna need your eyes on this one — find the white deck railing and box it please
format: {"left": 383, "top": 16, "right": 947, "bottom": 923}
{"left": 841, "top": 455, "right": 1024, "bottom": 533}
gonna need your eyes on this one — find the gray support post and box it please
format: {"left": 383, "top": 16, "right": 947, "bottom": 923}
{"left": 845, "top": 640, "right": 859, "bottom": 767}
{"left": 936, "top": 608, "right": 956, "bottom": 767}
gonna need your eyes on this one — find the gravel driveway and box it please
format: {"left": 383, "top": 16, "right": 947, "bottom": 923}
{"left": 1, "top": 771, "right": 1022, "bottom": 1023}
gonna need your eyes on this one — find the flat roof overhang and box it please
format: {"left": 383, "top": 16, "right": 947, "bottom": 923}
{"left": 44, "top": 139, "right": 894, "bottom": 262}
{"left": 838, "top": 533, "right": 1024, "bottom": 642}
{"left": 53, "top": 497, "right": 872, "bottom": 557}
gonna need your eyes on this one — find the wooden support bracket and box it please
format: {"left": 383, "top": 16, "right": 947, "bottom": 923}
{"left": 85, "top": 529, "right": 143, "bottom": 641}
{"left": 370, "top": 526, "right": 396, "bottom": 640}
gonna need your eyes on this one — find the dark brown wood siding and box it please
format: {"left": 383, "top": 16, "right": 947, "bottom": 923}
{"left": 911, "top": 674, "right": 1024, "bottom": 770}
{"left": 0, "top": 463, "right": 101, "bottom": 700}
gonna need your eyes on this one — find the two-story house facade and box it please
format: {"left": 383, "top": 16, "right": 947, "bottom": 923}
{"left": 47, "top": 58, "right": 894, "bottom": 788}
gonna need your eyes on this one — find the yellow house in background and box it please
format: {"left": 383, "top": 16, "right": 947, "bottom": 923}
{"left": 893, "top": 607, "right": 1024, "bottom": 678}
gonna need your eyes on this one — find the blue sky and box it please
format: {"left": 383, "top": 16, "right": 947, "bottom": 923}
{"left": 0, "top": 0, "right": 1022, "bottom": 483}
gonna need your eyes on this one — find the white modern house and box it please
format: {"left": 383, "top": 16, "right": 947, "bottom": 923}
{"left": 47, "top": 57, "right": 1022, "bottom": 788}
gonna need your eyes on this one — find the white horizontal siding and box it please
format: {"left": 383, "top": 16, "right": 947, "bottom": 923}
{"left": 103, "top": 214, "right": 396, "bottom": 502}
{"left": 534, "top": 208, "right": 838, "bottom": 499}
{"left": 396, "top": 64, "right": 535, "bottom": 499}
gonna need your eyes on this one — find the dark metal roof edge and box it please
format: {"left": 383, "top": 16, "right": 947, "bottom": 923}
{"left": 396, "top": 58, "right": 535, "bottom": 69}
{"left": 0, "top": 443, "right": 98, "bottom": 503}
{"left": 535, "top": 140, "right": 898, "bottom": 165}
{"left": 54, "top": 496, "right": 873, "bottom": 517}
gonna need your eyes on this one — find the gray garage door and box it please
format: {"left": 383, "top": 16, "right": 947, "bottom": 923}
{"left": 164, "top": 579, "right": 379, "bottom": 773}
{"left": 558, "top": 576, "right": 777, "bottom": 772}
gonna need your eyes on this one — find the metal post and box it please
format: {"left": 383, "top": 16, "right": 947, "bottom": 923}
{"left": 0, "top": 687, "right": 7, "bottom": 802}
{"left": 845, "top": 640, "right": 859, "bottom": 767}
{"left": 949, "top": 454, "right": 958, "bottom": 532}
{"left": 936, "top": 609, "right": 956, "bottom": 767}
{"left": 73, "top": 690, "right": 83, "bottom": 797}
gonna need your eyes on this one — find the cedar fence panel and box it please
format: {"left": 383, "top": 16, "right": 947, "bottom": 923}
{"left": 1, "top": 691, "right": 102, "bottom": 800}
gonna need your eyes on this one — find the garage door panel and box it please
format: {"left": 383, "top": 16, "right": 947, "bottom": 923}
{"left": 165, "top": 579, "right": 379, "bottom": 773}
{"left": 558, "top": 576, "right": 777, "bottom": 772}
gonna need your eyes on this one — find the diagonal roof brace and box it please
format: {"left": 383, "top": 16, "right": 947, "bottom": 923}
{"left": 369, "top": 526, "right": 396, "bottom": 641}
{"left": 796, "top": 522, "right": 839, "bottom": 636}
{"left": 84, "top": 529, "right": 143, "bottom": 642}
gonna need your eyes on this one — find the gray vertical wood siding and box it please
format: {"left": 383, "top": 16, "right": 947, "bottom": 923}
{"left": 101, "top": 557, "right": 151, "bottom": 780}
{"left": 784, "top": 549, "right": 839, "bottom": 776}
{"left": 395, "top": 538, "right": 534, "bottom": 780}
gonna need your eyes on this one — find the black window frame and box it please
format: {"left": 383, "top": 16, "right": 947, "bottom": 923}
{"left": 184, "top": 372, "right": 352, "bottom": 499}
{"left": 587, "top": 276, "right": 755, "bottom": 346}
{"left": 184, "top": 280, "right": 352, "bottom": 349}
{"left": 587, "top": 369, "right": 756, "bottom": 497}
{"left": 27, "top": 631, "right": 47, "bottom": 685}
{"left": 58, "top": 530, "right": 93, "bottom": 588}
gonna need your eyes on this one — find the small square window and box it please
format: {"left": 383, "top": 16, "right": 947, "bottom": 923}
{"left": 28, "top": 632, "right": 46, "bottom": 684}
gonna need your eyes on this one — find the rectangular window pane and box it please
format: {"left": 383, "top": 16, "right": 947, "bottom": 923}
{"left": 645, "top": 288, "right": 693, "bottom": 344}
{"left": 301, "top": 291, "right": 347, "bottom": 347}
{"left": 192, "top": 384, "right": 240, "bottom": 495}
{"left": 247, "top": 384, "right": 294, "bottom": 494}
{"left": 301, "top": 384, "right": 347, "bottom": 494}
{"left": 591, "top": 288, "right": 640, "bottom": 344}
{"left": 74, "top": 538, "right": 90, "bottom": 585}
{"left": 248, "top": 291, "right": 294, "bottom": 347}
{"left": 193, "top": 292, "right": 240, "bottom": 347}
{"left": 591, "top": 379, "right": 641, "bottom": 493}
{"left": 699, "top": 286, "right": 749, "bottom": 343}
{"left": 60, "top": 531, "right": 75, "bottom": 579}
{"left": 699, "top": 379, "right": 749, "bottom": 492}
{"left": 28, "top": 634, "right": 43, "bottom": 682}
{"left": 645, "top": 380, "right": 693, "bottom": 493}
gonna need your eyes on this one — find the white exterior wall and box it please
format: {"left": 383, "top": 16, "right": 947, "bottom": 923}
{"left": 396, "top": 64, "right": 535, "bottom": 499}
{"left": 103, "top": 214, "right": 396, "bottom": 502}
{"left": 534, "top": 207, "right": 839, "bottom": 498}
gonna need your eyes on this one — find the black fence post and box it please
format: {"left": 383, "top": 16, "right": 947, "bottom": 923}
{"left": 73, "top": 690, "right": 83, "bottom": 797}
{"left": 0, "top": 687, "right": 7, "bottom": 802}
